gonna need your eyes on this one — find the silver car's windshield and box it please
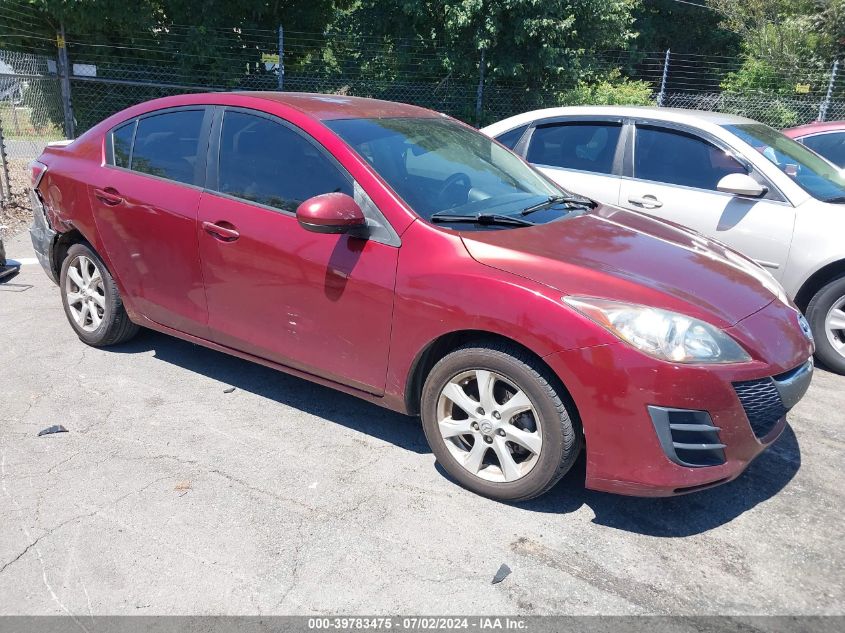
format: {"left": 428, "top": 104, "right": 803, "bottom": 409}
{"left": 327, "top": 117, "right": 563, "bottom": 220}
{"left": 725, "top": 123, "right": 845, "bottom": 203}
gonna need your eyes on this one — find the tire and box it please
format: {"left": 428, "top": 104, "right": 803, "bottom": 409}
{"left": 806, "top": 274, "right": 845, "bottom": 374}
{"left": 420, "top": 341, "right": 581, "bottom": 501}
{"left": 59, "top": 242, "right": 139, "bottom": 347}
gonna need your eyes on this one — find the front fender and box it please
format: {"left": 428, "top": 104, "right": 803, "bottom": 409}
{"left": 384, "top": 221, "right": 615, "bottom": 409}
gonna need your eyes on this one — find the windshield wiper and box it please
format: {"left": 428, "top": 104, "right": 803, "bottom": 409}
{"left": 823, "top": 195, "right": 845, "bottom": 204}
{"left": 430, "top": 212, "right": 535, "bottom": 227}
{"left": 520, "top": 194, "right": 596, "bottom": 216}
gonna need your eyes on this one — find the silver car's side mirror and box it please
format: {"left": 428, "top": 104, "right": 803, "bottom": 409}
{"left": 716, "top": 173, "right": 767, "bottom": 198}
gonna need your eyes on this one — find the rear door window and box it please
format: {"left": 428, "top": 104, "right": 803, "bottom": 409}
{"left": 215, "top": 110, "right": 352, "bottom": 213}
{"left": 634, "top": 125, "right": 746, "bottom": 190}
{"left": 130, "top": 110, "right": 206, "bottom": 185}
{"left": 526, "top": 122, "right": 622, "bottom": 174}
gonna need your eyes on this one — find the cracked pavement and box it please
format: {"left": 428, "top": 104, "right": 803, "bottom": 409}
{"left": 1, "top": 231, "right": 843, "bottom": 615}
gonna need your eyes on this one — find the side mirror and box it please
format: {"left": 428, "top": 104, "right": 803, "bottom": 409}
{"left": 716, "top": 173, "right": 767, "bottom": 198}
{"left": 296, "top": 193, "right": 366, "bottom": 235}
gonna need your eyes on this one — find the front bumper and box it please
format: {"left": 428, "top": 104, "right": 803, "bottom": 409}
{"left": 545, "top": 302, "right": 815, "bottom": 497}
{"left": 29, "top": 188, "right": 58, "bottom": 283}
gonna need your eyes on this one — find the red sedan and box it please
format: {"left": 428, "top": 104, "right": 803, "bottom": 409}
{"left": 28, "top": 93, "right": 814, "bottom": 500}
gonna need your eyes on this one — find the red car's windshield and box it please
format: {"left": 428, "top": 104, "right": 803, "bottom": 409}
{"left": 327, "top": 117, "right": 562, "bottom": 221}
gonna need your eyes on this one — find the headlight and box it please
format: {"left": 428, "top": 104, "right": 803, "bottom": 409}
{"left": 564, "top": 297, "right": 752, "bottom": 364}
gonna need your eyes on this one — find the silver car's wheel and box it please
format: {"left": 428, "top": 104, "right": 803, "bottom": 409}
{"left": 65, "top": 254, "right": 105, "bottom": 332}
{"left": 824, "top": 296, "right": 845, "bottom": 356}
{"left": 436, "top": 369, "right": 543, "bottom": 483}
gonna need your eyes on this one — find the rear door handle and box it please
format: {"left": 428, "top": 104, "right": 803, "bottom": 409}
{"left": 628, "top": 194, "right": 663, "bottom": 209}
{"left": 94, "top": 187, "right": 123, "bottom": 206}
{"left": 202, "top": 221, "right": 240, "bottom": 242}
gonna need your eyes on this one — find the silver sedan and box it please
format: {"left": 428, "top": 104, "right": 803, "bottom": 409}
{"left": 483, "top": 106, "right": 845, "bottom": 374}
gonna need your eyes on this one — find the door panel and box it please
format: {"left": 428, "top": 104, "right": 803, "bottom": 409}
{"left": 89, "top": 108, "right": 210, "bottom": 336}
{"left": 618, "top": 180, "right": 795, "bottom": 278}
{"left": 197, "top": 193, "right": 397, "bottom": 393}
{"left": 619, "top": 124, "right": 795, "bottom": 279}
{"left": 197, "top": 109, "right": 397, "bottom": 393}
{"left": 536, "top": 166, "right": 622, "bottom": 208}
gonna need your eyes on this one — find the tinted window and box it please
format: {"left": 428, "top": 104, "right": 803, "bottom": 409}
{"left": 218, "top": 111, "right": 351, "bottom": 213}
{"left": 802, "top": 132, "right": 845, "bottom": 168}
{"left": 635, "top": 126, "right": 746, "bottom": 190}
{"left": 328, "top": 117, "right": 561, "bottom": 221}
{"left": 111, "top": 120, "right": 135, "bottom": 168}
{"left": 495, "top": 125, "right": 528, "bottom": 150}
{"left": 131, "top": 110, "right": 205, "bottom": 185}
{"left": 526, "top": 122, "right": 621, "bottom": 174}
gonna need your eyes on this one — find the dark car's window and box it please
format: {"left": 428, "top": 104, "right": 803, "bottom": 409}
{"left": 802, "top": 132, "right": 845, "bottom": 169}
{"left": 526, "top": 122, "right": 622, "bottom": 175}
{"left": 130, "top": 110, "right": 205, "bottom": 185}
{"left": 635, "top": 125, "right": 746, "bottom": 190}
{"left": 111, "top": 120, "right": 135, "bottom": 168}
{"left": 217, "top": 111, "right": 351, "bottom": 213}
{"left": 494, "top": 125, "right": 528, "bottom": 150}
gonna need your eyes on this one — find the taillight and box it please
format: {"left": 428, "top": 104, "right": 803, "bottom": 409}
{"left": 29, "top": 160, "right": 48, "bottom": 189}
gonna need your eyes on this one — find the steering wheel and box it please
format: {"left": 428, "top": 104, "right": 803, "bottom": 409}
{"left": 436, "top": 172, "right": 472, "bottom": 208}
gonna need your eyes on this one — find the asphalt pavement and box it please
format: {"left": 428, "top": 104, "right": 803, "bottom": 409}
{"left": 1, "top": 231, "right": 842, "bottom": 615}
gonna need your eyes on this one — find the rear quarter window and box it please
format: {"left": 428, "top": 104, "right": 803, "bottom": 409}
{"left": 110, "top": 120, "right": 136, "bottom": 168}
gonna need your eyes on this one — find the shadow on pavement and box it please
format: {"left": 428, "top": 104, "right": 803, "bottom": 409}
{"left": 111, "top": 329, "right": 801, "bottom": 536}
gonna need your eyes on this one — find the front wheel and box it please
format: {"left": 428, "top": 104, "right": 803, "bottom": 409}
{"left": 806, "top": 275, "right": 845, "bottom": 374}
{"left": 420, "top": 342, "right": 581, "bottom": 501}
{"left": 60, "top": 243, "right": 139, "bottom": 347}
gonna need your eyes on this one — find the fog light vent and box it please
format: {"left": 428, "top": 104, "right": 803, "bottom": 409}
{"left": 648, "top": 406, "right": 726, "bottom": 468}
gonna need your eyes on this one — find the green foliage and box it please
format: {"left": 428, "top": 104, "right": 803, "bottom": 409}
{"left": 632, "top": 0, "right": 740, "bottom": 55}
{"left": 331, "top": 1, "right": 640, "bottom": 90}
{"left": 718, "top": 93, "right": 802, "bottom": 128}
{"left": 559, "top": 71, "right": 653, "bottom": 106}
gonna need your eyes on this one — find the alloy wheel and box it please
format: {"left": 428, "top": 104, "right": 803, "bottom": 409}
{"left": 825, "top": 295, "right": 845, "bottom": 358}
{"left": 435, "top": 369, "right": 542, "bottom": 483}
{"left": 65, "top": 254, "right": 105, "bottom": 332}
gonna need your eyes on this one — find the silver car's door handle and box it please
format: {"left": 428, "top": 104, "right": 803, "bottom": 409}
{"left": 628, "top": 194, "right": 663, "bottom": 209}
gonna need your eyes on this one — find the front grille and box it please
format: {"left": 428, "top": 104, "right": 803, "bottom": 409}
{"left": 733, "top": 377, "right": 787, "bottom": 439}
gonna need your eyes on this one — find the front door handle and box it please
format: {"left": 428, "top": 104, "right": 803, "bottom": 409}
{"left": 202, "top": 221, "right": 240, "bottom": 242}
{"left": 628, "top": 194, "right": 663, "bottom": 209}
{"left": 94, "top": 187, "right": 123, "bottom": 206}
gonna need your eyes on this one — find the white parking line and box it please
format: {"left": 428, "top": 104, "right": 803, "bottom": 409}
{"left": 7, "top": 258, "right": 38, "bottom": 266}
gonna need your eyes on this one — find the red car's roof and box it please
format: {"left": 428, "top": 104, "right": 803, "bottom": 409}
{"left": 231, "top": 91, "right": 440, "bottom": 121}
{"left": 783, "top": 120, "right": 845, "bottom": 137}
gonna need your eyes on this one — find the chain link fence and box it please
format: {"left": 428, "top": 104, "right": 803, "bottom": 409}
{"left": 2, "top": 29, "right": 845, "bottom": 216}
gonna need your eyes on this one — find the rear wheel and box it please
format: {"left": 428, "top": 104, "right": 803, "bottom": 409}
{"left": 806, "top": 275, "right": 845, "bottom": 374}
{"left": 420, "top": 342, "right": 581, "bottom": 501}
{"left": 60, "top": 243, "right": 139, "bottom": 347}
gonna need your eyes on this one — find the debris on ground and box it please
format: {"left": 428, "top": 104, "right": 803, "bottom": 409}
{"left": 37, "top": 425, "right": 68, "bottom": 436}
{"left": 491, "top": 563, "right": 511, "bottom": 584}
{"left": 174, "top": 480, "right": 192, "bottom": 496}
{"left": 223, "top": 386, "right": 236, "bottom": 393}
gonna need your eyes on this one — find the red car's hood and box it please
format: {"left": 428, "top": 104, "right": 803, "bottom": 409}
{"left": 460, "top": 205, "right": 778, "bottom": 328}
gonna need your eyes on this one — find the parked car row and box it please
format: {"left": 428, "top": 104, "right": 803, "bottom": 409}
{"left": 28, "top": 93, "right": 818, "bottom": 501}
{"left": 483, "top": 107, "right": 845, "bottom": 373}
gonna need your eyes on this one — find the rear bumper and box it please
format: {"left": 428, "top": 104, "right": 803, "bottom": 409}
{"left": 29, "top": 189, "right": 58, "bottom": 283}
{"left": 545, "top": 330, "right": 813, "bottom": 497}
